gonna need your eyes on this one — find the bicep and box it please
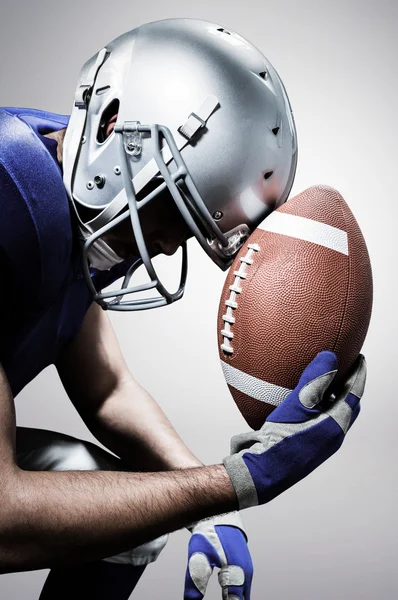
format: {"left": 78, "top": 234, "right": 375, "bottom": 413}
{"left": 55, "top": 302, "right": 134, "bottom": 419}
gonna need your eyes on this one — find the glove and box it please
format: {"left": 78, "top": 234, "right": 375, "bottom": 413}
{"left": 223, "top": 351, "right": 366, "bottom": 509}
{"left": 184, "top": 511, "right": 253, "bottom": 600}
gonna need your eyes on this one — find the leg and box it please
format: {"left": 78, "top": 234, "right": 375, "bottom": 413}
{"left": 38, "top": 562, "right": 146, "bottom": 600}
{"left": 15, "top": 427, "right": 167, "bottom": 599}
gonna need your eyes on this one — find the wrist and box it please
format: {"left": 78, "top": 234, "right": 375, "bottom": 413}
{"left": 186, "top": 464, "right": 239, "bottom": 530}
{"left": 217, "top": 464, "right": 239, "bottom": 509}
{"left": 223, "top": 453, "right": 258, "bottom": 510}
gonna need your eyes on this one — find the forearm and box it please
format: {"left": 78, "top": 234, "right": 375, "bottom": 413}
{"left": 0, "top": 463, "right": 236, "bottom": 573}
{"left": 86, "top": 378, "right": 203, "bottom": 471}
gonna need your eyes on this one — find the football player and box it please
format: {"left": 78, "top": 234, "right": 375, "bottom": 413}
{"left": 0, "top": 18, "right": 366, "bottom": 600}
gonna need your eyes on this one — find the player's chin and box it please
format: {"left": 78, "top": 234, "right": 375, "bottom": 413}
{"left": 161, "top": 246, "right": 180, "bottom": 257}
{"left": 150, "top": 242, "right": 181, "bottom": 257}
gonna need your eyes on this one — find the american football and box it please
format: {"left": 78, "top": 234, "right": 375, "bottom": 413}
{"left": 217, "top": 184, "right": 373, "bottom": 430}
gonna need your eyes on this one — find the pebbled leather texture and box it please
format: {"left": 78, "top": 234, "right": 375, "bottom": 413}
{"left": 217, "top": 184, "right": 372, "bottom": 430}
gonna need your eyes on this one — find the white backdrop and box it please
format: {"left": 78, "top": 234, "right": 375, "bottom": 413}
{"left": 0, "top": 0, "right": 397, "bottom": 598}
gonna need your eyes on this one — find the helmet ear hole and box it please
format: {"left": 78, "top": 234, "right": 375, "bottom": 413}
{"left": 97, "top": 98, "right": 120, "bottom": 143}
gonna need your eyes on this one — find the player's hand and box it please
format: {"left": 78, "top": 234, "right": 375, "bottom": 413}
{"left": 184, "top": 511, "right": 253, "bottom": 599}
{"left": 223, "top": 350, "right": 366, "bottom": 509}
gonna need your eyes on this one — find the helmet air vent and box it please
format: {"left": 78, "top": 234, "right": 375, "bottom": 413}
{"left": 96, "top": 85, "right": 110, "bottom": 96}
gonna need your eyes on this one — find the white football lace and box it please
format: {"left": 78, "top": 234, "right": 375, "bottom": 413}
{"left": 221, "top": 243, "right": 261, "bottom": 354}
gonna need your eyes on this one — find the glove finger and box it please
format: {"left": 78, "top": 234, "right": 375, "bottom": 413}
{"left": 230, "top": 430, "right": 261, "bottom": 454}
{"left": 297, "top": 350, "right": 338, "bottom": 389}
{"left": 241, "top": 565, "right": 253, "bottom": 600}
{"left": 184, "top": 554, "right": 212, "bottom": 600}
{"left": 348, "top": 402, "right": 361, "bottom": 430}
{"left": 222, "top": 575, "right": 252, "bottom": 600}
{"left": 325, "top": 356, "right": 366, "bottom": 434}
{"left": 226, "top": 587, "right": 244, "bottom": 600}
{"left": 296, "top": 350, "right": 338, "bottom": 406}
{"left": 266, "top": 351, "right": 338, "bottom": 424}
{"left": 335, "top": 354, "right": 367, "bottom": 408}
{"left": 218, "top": 570, "right": 245, "bottom": 600}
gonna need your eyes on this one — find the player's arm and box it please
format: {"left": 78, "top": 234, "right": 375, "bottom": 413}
{"left": 0, "top": 361, "right": 236, "bottom": 573}
{"left": 55, "top": 301, "right": 203, "bottom": 471}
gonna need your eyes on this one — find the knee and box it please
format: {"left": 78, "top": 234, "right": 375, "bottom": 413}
{"left": 48, "top": 439, "right": 109, "bottom": 471}
{"left": 103, "top": 534, "right": 169, "bottom": 566}
{"left": 17, "top": 431, "right": 124, "bottom": 472}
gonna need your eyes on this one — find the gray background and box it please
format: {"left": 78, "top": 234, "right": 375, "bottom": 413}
{"left": 1, "top": 0, "right": 397, "bottom": 598}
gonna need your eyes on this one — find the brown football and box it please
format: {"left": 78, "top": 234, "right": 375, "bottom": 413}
{"left": 217, "top": 185, "right": 373, "bottom": 430}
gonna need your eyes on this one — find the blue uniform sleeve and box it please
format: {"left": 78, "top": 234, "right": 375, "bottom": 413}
{"left": 0, "top": 160, "right": 42, "bottom": 303}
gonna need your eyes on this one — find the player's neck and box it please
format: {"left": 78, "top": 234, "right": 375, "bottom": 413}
{"left": 43, "top": 128, "right": 66, "bottom": 168}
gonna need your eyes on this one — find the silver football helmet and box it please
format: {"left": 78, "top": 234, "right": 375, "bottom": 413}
{"left": 63, "top": 18, "right": 298, "bottom": 311}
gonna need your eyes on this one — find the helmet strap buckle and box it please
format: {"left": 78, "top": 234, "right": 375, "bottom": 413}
{"left": 178, "top": 94, "right": 219, "bottom": 140}
{"left": 120, "top": 121, "right": 143, "bottom": 157}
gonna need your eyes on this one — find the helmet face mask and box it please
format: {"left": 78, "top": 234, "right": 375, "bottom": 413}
{"left": 62, "top": 18, "right": 298, "bottom": 311}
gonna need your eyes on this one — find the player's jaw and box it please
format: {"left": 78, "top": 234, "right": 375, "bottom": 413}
{"left": 102, "top": 112, "right": 193, "bottom": 260}
{"left": 102, "top": 208, "right": 191, "bottom": 260}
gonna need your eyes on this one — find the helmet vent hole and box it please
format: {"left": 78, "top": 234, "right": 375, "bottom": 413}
{"left": 96, "top": 85, "right": 110, "bottom": 96}
{"left": 264, "top": 171, "right": 274, "bottom": 180}
{"left": 272, "top": 127, "right": 280, "bottom": 136}
{"left": 217, "top": 27, "right": 231, "bottom": 35}
{"left": 259, "top": 71, "right": 268, "bottom": 79}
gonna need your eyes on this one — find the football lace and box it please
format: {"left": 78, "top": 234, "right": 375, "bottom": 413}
{"left": 220, "top": 243, "right": 261, "bottom": 355}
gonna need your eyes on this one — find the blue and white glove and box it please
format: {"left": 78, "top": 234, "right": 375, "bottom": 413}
{"left": 184, "top": 511, "right": 253, "bottom": 600}
{"left": 223, "top": 351, "right": 366, "bottom": 509}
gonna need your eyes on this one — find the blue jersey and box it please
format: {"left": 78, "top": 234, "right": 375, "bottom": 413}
{"left": 0, "top": 107, "right": 134, "bottom": 397}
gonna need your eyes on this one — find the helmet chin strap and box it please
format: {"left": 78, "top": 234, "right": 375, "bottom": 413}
{"left": 81, "top": 231, "right": 125, "bottom": 271}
